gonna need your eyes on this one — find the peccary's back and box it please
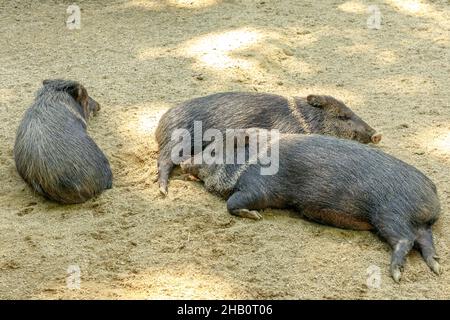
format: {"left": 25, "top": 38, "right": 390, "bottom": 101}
{"left": 275, "top": 135, "right": 440, "bottom": 222}
{"left": 156, "top": 92, "right": 304, "bottom": 148}
{"left": 14, "top": 102, "right": 112, "bottom": 204}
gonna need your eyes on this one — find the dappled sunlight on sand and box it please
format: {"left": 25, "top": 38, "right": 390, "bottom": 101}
{"left": 338, "top": 0, "right": 367, "bottom": 14}
{"left": 137, "top": 28, "right": 265, "bottom": 69}
{"left": 122, "top": 0, "right": 162, "bottom": 10}
{"left": 121, "top": 0, "right": 218, "bottom": 10}
{"left": 375, "top": 50, "right": 398, "bottom": 65}
{"left": 168, "top": 0, "right": 218, "bottom": 9}
{"left": 116, "top": 103, "right": 170, "bottom": 139}
{"left": 108, "top": 103, "right": 170, "bottom": 185}
{"left": 178, "top": 27, "right": 320, "bottom": 87}
{"left": 182, "top": 28, "right": 263, "bottom": 70}
{"left": 437, "top": 133, "right": 450, "bottom": 149}
{"left": 137, "top": 109, "right": 168, "bottom": 135}
{"left": 0, "top": 88, "right": 16, "bottom": 103}
{"left": 137, "top": 27, "right": 318, "bottom": 87}
{"left": 38, "top": 265, "right": 245, "bottom": 299}
{"left": 413, "top": 127, "right": 450, "bottom": 162}
{"left": 433, "top": 132, "right": 450, "bottom": 157}
{"left": 388, "top": 0, "right": 426, "bottom": 14}
{"left": 128, "top": 266, "right": 243, "bottom": 299}
{"left": 386, "top": 0, "right": 450, "bottom": 30}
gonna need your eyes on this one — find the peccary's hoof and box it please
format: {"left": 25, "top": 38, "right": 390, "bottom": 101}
{"left": 371, "top": 133, "right": 382, "bottom": 144}
{"left": 391, "top": 266, "right": 402, "bottom": 283}
{"left": 231, "top": 209, "right": 263, "bottom": 220}
{"left": 247, "top": 210, "right": 263, "bottom": 220}
{"left": 175, "top": 174, "right": 201, "bottom": 182}
{"left": 186, "top": 174, "right": 201, "bottom": 182}
{"left": 427, "top": 258, "right": 441, "bottom": 275}
{"left": 159, "top": 186, "right": 168, "bottom": 196}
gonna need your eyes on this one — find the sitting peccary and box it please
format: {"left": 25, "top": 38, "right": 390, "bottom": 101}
{"left": 155, "top": 92, "right": 382, "bottom": 195}
{"left": 14, "top": 79, "right": 113, "bottom": 204}
{"left": 180, "top": 132, "right": 440, "bottom": 282}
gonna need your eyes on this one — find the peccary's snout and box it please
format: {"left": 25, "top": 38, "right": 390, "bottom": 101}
{"left": 371, "top": 132, "right": 382, "bottom": 144}
{"left": 180, "top": 158, "right": 199, "bottom": 176}
{"left": 353, "top": 122, "right": 381, "bottom": 145}
{"left": 363, "top": 127, "right": 382, "bottom": 144}
{"left": 88, "top": 97, "right": 100, "bottom": 116}
{"left": 360, "top": 130, "right": 382, "bottom": 145}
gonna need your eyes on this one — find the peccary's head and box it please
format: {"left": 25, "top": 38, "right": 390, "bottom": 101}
{"left": 41, "top": 79, "right": 100, "bottom": 120}
{"left": 180, "top": 151, "right": 211, "bottom": 179}
{"left": 306, "top": 95, "right": 381, "bottom": 144}
{"left": 180, "top": 158, "right": 201, "bottom": 176}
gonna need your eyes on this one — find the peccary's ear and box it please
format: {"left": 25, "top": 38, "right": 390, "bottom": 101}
{"left": 68, "top": 84, "right": 90, "bottom": 119}
{"left": 307, "top": 95, "right": 328, "bottom": 108}
{"left": 42, "top": 79, "right": 51, "bottom": 86}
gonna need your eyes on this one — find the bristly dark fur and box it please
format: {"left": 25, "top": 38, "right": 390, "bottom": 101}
{"left": 181, "top": 133, "right": 441, "bottom": 282}
{"left": 155, "top": 92, "right": 380, "bottom": 194}
{"left": 14, "top": 79, "right": 112, "bottom": 204}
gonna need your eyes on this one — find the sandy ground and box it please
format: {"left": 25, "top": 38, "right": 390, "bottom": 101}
{"left": 0, "top": 0, "right": 449, "bottom": 299}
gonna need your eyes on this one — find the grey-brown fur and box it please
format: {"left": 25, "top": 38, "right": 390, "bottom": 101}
{"left": 155, "top": 92, "right": 381, "bottom": 194}
{"left": 14, "top": 79, "right": 112, "bottom": 204}
{"left": 181, "top": 133, "right": 440, "bottom": 282}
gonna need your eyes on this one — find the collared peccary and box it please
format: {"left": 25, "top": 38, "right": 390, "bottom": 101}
{"left": 155, "top": 92, "right": 382, "bottom": 195}
{"left": 14, "top": 79, "right": 113, "bottom": 204}
{"left": 180, "top": 132, "right": 440, "bottom": 282}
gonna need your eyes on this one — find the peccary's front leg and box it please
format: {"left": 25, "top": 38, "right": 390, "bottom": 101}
{"left": 226, "top": 191, "right": 264, "bottom": 220}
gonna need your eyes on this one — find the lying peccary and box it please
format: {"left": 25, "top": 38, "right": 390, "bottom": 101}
{"left": 14, "top": 79, "right": 113, "bottom": 204}
{"left": 155, "top": 92, "right": 382, "bottom": 195}
{"left": 180, "top": 132, "right": 440, "bottom": 282}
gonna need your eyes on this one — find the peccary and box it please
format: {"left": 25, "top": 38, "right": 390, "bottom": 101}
{"left": 14, "top": 79, "right": 113, "bottom": 204}
{"left": 155, "top": 92, "right": 382, "bottom": 195}
{"left": 180, "top": 132, "right": 440, "bottom": 282}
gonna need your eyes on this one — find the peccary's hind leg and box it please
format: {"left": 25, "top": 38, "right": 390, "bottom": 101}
{"left": 390, "top": 238, "right": 414, "bottom": 283}
{"left": 227, "top": 191, "right": 264, "bottom": 220}
{"left": 373, "top": 219, "right": 415, "bottom": 282}
{"left": 415, "top": 227, "right": 440, "bottom": 275}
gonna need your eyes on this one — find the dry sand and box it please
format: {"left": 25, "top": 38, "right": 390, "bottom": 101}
{"left": 0, "top": 0, "right": 449, "bottom": 299}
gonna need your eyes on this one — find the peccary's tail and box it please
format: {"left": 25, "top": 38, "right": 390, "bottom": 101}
{"left": 415, "top": 226, "right": 440, "bottom": 275}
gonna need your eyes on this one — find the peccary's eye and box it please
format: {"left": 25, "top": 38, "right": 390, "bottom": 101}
{"left": 338, "top": 115, "right": 350, "bottom": 120}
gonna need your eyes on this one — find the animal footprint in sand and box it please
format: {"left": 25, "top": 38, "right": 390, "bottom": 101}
{"left": 17, "top": 202, "right": 37, "bottom": 216}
